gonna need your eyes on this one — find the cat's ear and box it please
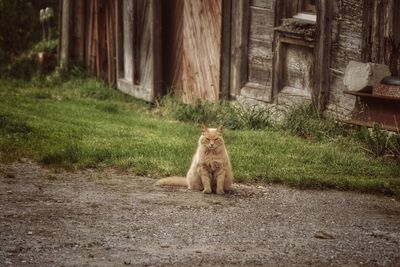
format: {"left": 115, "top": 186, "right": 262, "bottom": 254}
{"left": 217, "top": 125, "right": 223, "bottom": 134}
{"left": 201, "top": 124, "right": 208, "bottom": 134}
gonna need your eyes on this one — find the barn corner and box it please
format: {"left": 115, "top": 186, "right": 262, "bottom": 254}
{"left": 59, "top": 0, "right": 400, "bottom": 131}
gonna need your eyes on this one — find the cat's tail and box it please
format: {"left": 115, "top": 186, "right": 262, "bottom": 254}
{"left": 156, "top": 176, "right": 187, "bottom": 187}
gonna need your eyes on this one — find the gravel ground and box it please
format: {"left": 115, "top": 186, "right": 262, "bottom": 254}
{"left": 1, "top": 160, "right": 400, "bottom": 266}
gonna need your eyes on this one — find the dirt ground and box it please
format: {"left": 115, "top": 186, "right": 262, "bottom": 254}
{"left": 1, "top": 160, "right": 400, "bottom": 267}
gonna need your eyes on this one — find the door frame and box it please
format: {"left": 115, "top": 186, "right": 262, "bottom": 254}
{"left": 115, "top": 0, "right": 162, "bottom": 102}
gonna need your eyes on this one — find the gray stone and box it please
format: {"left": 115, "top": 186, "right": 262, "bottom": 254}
{"left": 343, "top": 61, "right": 390, "bottom": 92}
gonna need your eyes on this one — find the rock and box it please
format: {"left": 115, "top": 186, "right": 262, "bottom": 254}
{"left": 343, "top": 61, "right": 390, "bottom": 91}
{"left": 314, "top": 231, "right": 335, "bottom": 239}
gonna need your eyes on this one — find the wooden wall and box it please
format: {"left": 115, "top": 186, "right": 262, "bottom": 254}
{"left": 163, "top": 0, "right": 222, "bottom": 103}
{"left": 231, "top": 0, "right": 275, "bottom": 105}
{"left": 247, "top": 0, "right": 274, "bottom": 87}
{"left": 327, "top": 0, "right": 364, "bottom": 118}
{"left": 68, "top": 0, "right": 116, "bottom": 85}
{"left": 327, "top": 0, "right": 400, "bottom": 119}
{"left": 330, "top": 0, "right": 364, "bottom": 73}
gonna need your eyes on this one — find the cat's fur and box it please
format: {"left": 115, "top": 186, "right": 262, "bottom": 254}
{"left": 157, "top": 125, "right": 233, "bottom": 194}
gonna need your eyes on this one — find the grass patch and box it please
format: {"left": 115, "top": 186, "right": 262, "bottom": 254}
{"left": 156, "top": 95, "right": 273, "bottom": 130}
{"left": 281, "top": 104, "right": 345, "bottom": 140}
{"left": 0, "top": 76, "right": 399, "bottom": 197}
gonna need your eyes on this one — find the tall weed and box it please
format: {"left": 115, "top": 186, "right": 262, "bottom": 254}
{"left": 357, "top": 124, "right": 400, "bottom": 159}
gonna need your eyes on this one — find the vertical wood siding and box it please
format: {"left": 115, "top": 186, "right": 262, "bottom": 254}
{"left": 164, "top": 0, "right": 222, "bottom": 103}
{"left": 69, "top": 0, "right": 117, "bottom": 85}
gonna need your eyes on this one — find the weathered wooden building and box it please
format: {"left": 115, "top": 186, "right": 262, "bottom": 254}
{"left": 59, "top": 0, "right": 400, "bottom": 130}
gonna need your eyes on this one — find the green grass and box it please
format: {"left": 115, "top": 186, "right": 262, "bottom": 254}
{"left": 0, "top": 76, "right": 399, "bottom": 196}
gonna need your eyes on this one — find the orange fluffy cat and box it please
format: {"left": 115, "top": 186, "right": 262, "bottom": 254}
{"left": 157, "top": 125, "right": 233, "bottom": 194}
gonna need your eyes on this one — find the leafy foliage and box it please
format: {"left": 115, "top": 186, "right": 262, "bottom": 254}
{"left": 357, "top": 124, "right": 400, "bottom": 159}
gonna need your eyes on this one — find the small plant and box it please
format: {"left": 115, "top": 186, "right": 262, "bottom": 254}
{"left": 358, "top": 124, "right": 400, "bottom": 158}
{"left": 282, "top": 104, "right": 345, "bottom": 139}
{"left": 217, "top": 103, "right": 272, "bottom": 130}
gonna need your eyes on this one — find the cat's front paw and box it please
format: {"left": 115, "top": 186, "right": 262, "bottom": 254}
{"left": 202, "top": 188, "right": 212, "bottom": 194}
{"left": 216, "top": 188, "right": 225, "bottom": 195}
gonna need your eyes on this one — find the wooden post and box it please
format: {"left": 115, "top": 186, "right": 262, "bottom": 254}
{"left": 388, "top": 0, "right": 400, "bottom": 76}
{"left": 60, "top": 0, "right": 71, "bottom": 69}
{"left": 94, "top": 0, "right": 100, "bottom": 77}
{"left": 229, "top": 0, "right": 249, "bottom": 98}
{"left": 116, "top": 0, "right": 124, "bottom": 80}
{"left": 219, "top": 0, "right": 232, "bottom": 100}
{"left": 361, "top": 0, "right": 373, "bottom": 62}
{"left": 313, "top": 0, "right": 333, "bottom": 112}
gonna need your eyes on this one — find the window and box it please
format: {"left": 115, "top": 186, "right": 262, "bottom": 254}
{"left": 300, "top": 0, "right": 316, "bottom": 13}
{"left": 293, "top": 0, "right": 316, "bottom": 23}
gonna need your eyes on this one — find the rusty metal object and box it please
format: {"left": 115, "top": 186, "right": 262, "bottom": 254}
{"left": 373, "top": 83, "right": 400, "bottom": 98}
{"left": 344, "top": 86, "right": 400, "bottom": 132}
{"left": 381, "top": 76, "right": 400, "bottom": 86}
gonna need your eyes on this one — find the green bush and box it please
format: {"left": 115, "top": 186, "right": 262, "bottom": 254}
{"left": 156, "top": 96, "right": 273, "bottom": 130}
{"left": 282, "top": 104, "right": 345, "bottom": 140}
{"left": 357, "top": 124, "right": 400, "bottom": 159}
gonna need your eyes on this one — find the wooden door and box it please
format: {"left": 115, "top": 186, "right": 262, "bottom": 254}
{"left": 163, "top": 0, "right": 222, "bottom": 103}
{"left": 116, "top": 0, "right": 161, "bottom": 102}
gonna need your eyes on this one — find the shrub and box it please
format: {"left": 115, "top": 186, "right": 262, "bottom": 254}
{"left": 358, "top": 124, "right": 400, "bottom": 159}
{"left": 156, "top": 96, "right": 273, "bottom": 130}
{"left": 282, "top": 104, "right": 345, "bottom": 140}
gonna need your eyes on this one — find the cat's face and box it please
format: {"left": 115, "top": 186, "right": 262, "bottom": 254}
{"left": 200, "top": 126, "right": 224, "bottom": 150}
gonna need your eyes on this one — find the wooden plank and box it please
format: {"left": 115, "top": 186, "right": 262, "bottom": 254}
{"left": 60, "top": 0, "right": 71, "bottom": 69}
{"left": 162, "top": 0, "right": 184, "bottom": 95}
{"left": 219, "top": 0, "right": 232, "bottom": 100}
{"left": 94, "top": 0, "right": 100, "bottom": 77}
{"left": 181, "top": 0, "right": 222, "bottom": 102}
{"left": 250, "top": 0, "right": 273, "bottom": 9}
{"left": 115, "top": 0, "right": 124, "bottom": 79}
{"left": 86, "top": 0, "right": 94, "bottom": 69}
{"left": 330, "top": 0, "right": 363, "bottom": 71}
{"left": 274, "top": 0, "right": 296, "bottom": 27}
{"left": 122, "top": 0, "right": 134, "bottom": 81}
{"left": 105, "top": 2, "right": 112, "bottom": 84}
{"left": 314, "top": 0, "right": 333, "bottom": 112}
{"left": 117, "top": 0, "right": 161, "bottom": 102}
{"left": 361, "top": 0, "right": 373, "bottom": 62}
{"left": 371, "top": 0, "right": 383, "bottom": 63}
{"left": 109, "top": 0, "right": 116, "bottom": 85}
{"left": 249, "top": 6, "right": 274, "bottom": 42}
{"left": 230, "top": 0, "right": 249, "bottom": 98}
{"left": 248, "top": 39, "right": 272, "bottom": 86}
{"left": 58, "top": 0, "right": 63, "bottom": 64}
{"left": 387, "top": 0, "right": 400, "bottom": 76}
{"left": 152, "top": 0, "right": 162, "bottom": 99}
